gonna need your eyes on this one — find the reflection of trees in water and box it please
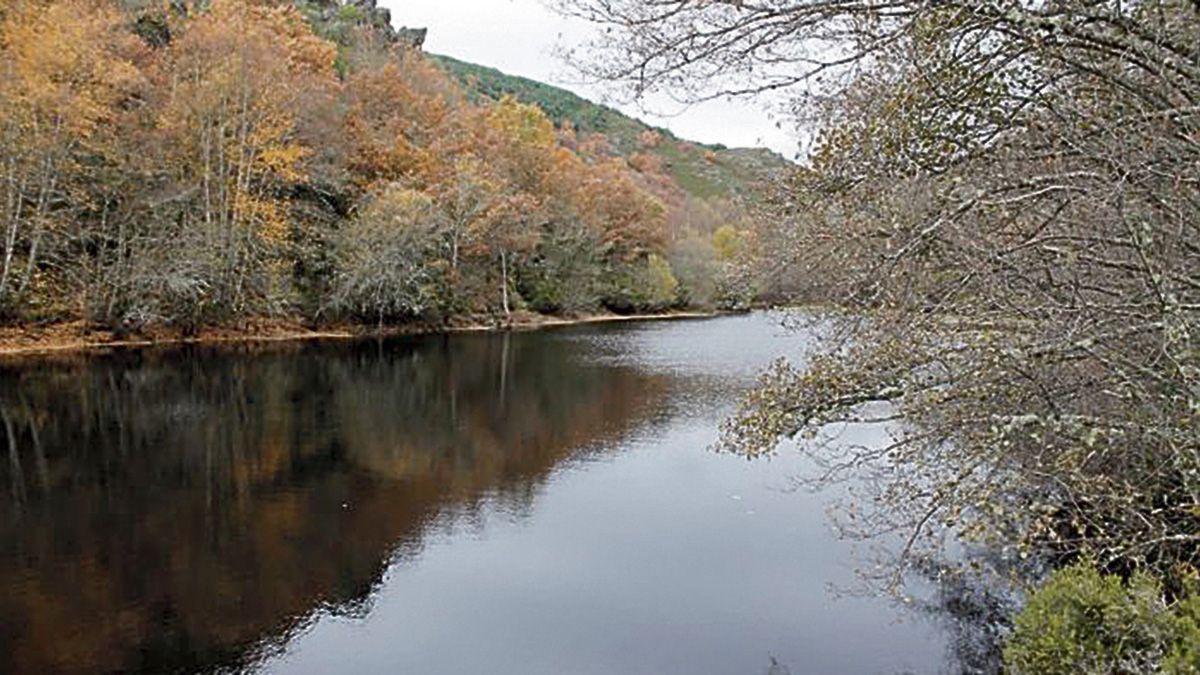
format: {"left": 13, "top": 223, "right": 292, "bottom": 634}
{"left": 903, "top": 551, "right": 1035, "bottom": 675}
{"left": 0, "top": 334, "right": 667, "bottom": 675}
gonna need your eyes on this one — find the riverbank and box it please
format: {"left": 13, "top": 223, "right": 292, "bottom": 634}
{"left": 0, "top": 310, "right": 722, "bottom": 359}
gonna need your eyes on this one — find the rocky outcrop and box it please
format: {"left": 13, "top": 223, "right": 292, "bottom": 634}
{"left": 302, "top": 1, "right": 424, "bottom": 50}
{"left": 396, "top": 27, "right": 427, "bottom": 50}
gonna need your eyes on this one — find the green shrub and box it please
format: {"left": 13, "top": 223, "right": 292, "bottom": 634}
{"left": 600, "top": 255, "right": 680, "bottom": 313}
{"left": 336, "top": 4, "right": 363, "bottom": 22}
{"left": 645, "top": 254, "right": 680, "bottom": 309}
{"left": 516, "top": 235, "right": 602, "bottom": 314}
{"left": 667, "top": 233, "right": 719, "bottom": 308}
{"left": 1004, "top": 561, "right": 1200, "bottom": 674}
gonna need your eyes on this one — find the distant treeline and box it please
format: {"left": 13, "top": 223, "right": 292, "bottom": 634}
{"left": 0, "top": 0, "right": 757, "bottom": 333}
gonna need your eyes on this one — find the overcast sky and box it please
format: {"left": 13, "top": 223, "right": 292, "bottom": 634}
{"left": 379, "top": 0, "right": 800, "bottom": 159}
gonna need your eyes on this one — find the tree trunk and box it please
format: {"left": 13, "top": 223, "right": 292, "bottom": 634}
{"left": 500, "top": 249, "right": 511, "bottom": 319}
{"left": 0, "top": 218, "right": 16, "bottom": 303}
{"left": 0, "top": 163, "right": 26, "bottom": 304}
{"left": 16, "top": 169, "right": 54, "bottom": 298}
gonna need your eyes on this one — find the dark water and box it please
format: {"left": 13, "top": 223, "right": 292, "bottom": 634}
{"left": 0, "top": 314, "right": 955, "bottom": 674}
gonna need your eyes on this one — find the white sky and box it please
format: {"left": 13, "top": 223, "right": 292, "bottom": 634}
{"left": 379, "top": 0, "right": 800, "bottom": 159}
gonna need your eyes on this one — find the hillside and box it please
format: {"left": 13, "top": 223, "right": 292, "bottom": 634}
{"left": 0, "top": 0, "right": 779, "bottom": 337}
{"left": 431, "top": 54, "right": 791, "bottom": 202}
{"left": 290, "top": 1, "right": 791, "bottom": 201}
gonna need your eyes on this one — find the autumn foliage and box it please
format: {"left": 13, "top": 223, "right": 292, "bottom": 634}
{"left": 0, "top": 0, "right": 743, "bottom": 331}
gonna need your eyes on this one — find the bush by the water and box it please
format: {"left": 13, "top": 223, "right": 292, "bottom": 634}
{"left": 1004, "top": 561, "right": 1200, "bottom": 674}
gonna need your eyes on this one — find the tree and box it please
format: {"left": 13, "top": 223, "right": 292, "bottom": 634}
{"left": 560, "top": 0, "right": 1200, "bottom": 594}
{"left": 575, "top": 158, "right": 666, "bottom": 261}
{"left": 427, "top": 155, "right": 501, "bottom": 305}
{"left": 148, "top": 0, "right": 337, "bottom": 325}
{"left": 0, "top": 0, "right": 142, "bottom": 317}
{"left": 341, "top": 49, "right": 460, "bottom": 189}
{"left": 711, "top": 225, "right": 741, "bottom": 262}
{"left": 463, "top": 98, "right": 564, "bottom": 318}
{"left": 331, "top": 185, "right": 443, "bottom": 325}
{"left": 475, "top": 192, "right": 542, "bottom": 318}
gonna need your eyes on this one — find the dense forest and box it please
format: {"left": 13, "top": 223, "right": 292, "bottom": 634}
{"left": 0, "top": 0, "right": 772, "bottom": 337}
{"left": 559, "top": 0, "right": 1200, "bottom": 671}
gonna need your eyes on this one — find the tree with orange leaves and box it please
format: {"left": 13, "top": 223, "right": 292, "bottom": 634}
{"left": 576, "top": 158, "right": 666, "bottom": 261}
{"left": 341, "top": 49, "right": 461, "bottom": 189}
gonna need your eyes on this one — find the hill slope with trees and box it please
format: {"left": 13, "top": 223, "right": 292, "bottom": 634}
{"left": 431, "top": 54, "right": 791, "bottom": 201}
{"left": 0, "top": 0, "right": 786, "bottom": 346}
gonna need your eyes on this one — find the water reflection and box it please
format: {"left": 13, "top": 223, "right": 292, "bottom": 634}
{"left": 0, "top": 334, "right": 666, "bottom": 675}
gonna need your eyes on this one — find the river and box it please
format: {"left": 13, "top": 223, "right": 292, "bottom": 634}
{"left": 0, "top": 313, "right": 960, "bottom": 674}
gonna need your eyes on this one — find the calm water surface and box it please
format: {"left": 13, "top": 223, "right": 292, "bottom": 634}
{"left": 0, "top": 314, "right": 955, "bottom": 674}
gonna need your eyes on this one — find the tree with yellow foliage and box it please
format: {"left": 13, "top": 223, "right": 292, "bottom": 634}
{"left": 0, "top": 0, "right": 143, "bottom": 315}
{"left": 151, "top": 0, "right": 337, "bottom": 322}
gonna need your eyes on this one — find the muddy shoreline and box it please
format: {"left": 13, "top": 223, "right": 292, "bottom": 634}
{"left": 0, "top": 311, "right": 723, "bottom": 359}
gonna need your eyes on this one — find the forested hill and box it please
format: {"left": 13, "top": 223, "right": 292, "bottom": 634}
{"left": 0, "top": 0, "right": 783, "bottom": 338}
{"left": 300, "top": 0, "right": 791, "bottom": 201}
{"left": 431, "top": 55, "right": 792, "bottom": 201}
